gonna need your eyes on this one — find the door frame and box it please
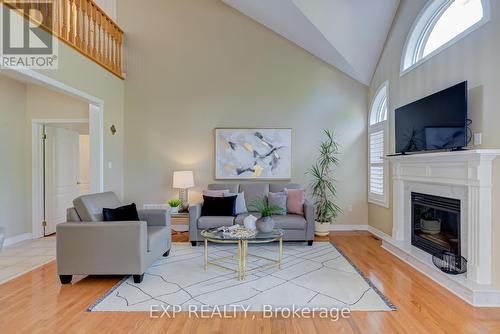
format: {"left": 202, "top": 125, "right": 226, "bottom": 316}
{"left": 36, "top": 120, "right": 91, "bottom": 235}
{"left": 4, "top": 68, "right": 106, "bottom": 239}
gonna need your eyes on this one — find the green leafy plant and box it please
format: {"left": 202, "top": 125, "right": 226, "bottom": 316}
{"left": 168, "top": 199, "right": 182, "bottom": 208}
{"left": 309, "top": 129, "right": 342, "bottom": 224}
{"left": 250, "top": 197, "right": 284, "bottom": 217}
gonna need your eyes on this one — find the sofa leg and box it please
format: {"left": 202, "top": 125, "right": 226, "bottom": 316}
{"left": 59, "top": 275, "right": 72, "bottom": 284}
{"left": 307, "top": 240, "right": 313, "bottom": 246}
{"left": 191, "top": 241, "right": 197, "bottom": 247}
{"left": 133, "top": 274, "right": 144, "bottom": 283}
{"left": 163, "top": 249, "right": 170, "bottom": 257}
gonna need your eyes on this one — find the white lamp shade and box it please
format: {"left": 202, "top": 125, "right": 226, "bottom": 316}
{"left": 173, "top": 171, "right": 194, "bottom": 189}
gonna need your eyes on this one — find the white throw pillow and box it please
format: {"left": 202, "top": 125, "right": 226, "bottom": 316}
{"left": 203, "top": 189, "right": 229, "bottom": 197}
{"left": 226, "top": 192, "right": 248, "bottom": 215}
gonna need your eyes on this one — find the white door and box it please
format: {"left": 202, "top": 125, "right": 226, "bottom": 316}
{"left": 45, "top": 126, "right": 81, "bottom": 235}
{"left": 79, "top": 134, "right": 90, "bottom": 195}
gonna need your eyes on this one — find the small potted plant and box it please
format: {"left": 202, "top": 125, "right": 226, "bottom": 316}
{"left": 251, "top": 197, "right": 285, "bottom": 233}
{"left": 168, "top": 199, "right": 182, "bottom": 214}
{"left": 309, "top": 130, "right": 342, "bottom": 236}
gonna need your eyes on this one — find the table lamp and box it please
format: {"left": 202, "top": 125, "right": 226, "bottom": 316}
{"left": 173, "top": 171, "right": 194, "bottom": 211}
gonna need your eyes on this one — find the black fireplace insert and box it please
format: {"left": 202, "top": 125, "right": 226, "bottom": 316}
{"left": 411, "top": 192, "right": 461, "bottom": 258}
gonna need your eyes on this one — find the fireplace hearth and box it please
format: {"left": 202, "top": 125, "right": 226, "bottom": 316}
{"left": 411, "top": 192, "right": 461, "bottom": 259}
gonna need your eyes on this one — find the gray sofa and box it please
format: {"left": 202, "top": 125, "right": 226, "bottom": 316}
{"left": 189, "top": 183, "right": 315, "bottom": 246}
{"left": 56, "top": 192, "right": 171, "bottom": 284}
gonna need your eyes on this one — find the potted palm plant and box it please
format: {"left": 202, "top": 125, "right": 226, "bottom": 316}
{"left": 309, "top": 130, "right": 342, "bottom": 236}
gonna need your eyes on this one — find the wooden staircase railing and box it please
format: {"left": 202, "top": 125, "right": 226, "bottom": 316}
{"left": 3, "top": 0, "right": 124, "bottom": 79}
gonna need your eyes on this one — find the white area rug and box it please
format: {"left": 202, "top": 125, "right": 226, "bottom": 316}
{"left": 89, "top": 242, "right": 395, "bottom": 312}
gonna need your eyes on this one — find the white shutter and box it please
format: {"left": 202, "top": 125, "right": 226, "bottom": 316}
{"left": 369, "top": 130, "right": 385, "bottom": 196}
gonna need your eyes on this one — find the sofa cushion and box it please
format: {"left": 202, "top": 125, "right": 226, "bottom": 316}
{"left": 226, "top": 192, "right": 248, "bottom": 215}
{"left": 203, "top": 189, "right": 229, "bottom": 197}
{"left": 198, "top": 216, "right": 234, "bottom": 229}
{"left": 208, "top": 183, "right": 239, "bottom": 193}
{"left": 267, "top": 192, "right": 287, "bottom": 215}
{"left": 202, "top": 195, "right": 237, "bottom": 216}
{"left": 147, "top": 226, "right": 169, "bottom": 252}
{"left": 103, "top": 203, "right": 140, "bottom": 222}
{"left": 234, "top": 212, "right": 262, "bottom": 225}
{"left": 240, "top": 183, "right": 269, "bottom": 209}
{"left": 273, "top": 214, "right": 307, "bottom": 230}
{"left": 285, "top": 188, "right": 306, "bottom": 215}
{"left": 269, "top": 183, "right": 301, "bottom": 193}
{"left": 73, "top": 191, "right": 122, "bottom": 222}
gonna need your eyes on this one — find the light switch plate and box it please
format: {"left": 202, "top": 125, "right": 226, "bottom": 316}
{"left": 473, "top": 133, "right": 482, "bottom": 146}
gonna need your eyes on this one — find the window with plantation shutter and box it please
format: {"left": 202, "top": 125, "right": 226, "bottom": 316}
{"left": 368, "top": 83, "right": 389, "bottom": 207}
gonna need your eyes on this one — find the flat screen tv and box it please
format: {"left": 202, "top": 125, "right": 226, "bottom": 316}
{"left": 395, "top": 81, "right": 468, "bottom": 154}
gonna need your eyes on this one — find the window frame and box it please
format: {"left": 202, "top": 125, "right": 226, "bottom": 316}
{"left": 401, "top": 0, "right": 491, "bottom": 76}
{"left": 368, "top": 82, "right": 390, "bottom": 208}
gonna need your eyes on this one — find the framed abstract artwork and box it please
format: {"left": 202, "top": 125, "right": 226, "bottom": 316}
{"left": 215, "top": 128, "right": 292, "bottom": 180}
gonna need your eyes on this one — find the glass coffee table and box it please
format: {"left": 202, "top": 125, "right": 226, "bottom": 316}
{"left": 200, "top": 228, "right": 284, "bottom": 281}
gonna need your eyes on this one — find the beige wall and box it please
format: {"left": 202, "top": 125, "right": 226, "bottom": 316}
{"left": 118, "top": 0, "right": 369, "bottom": 226}
{"left": 0, "top": 75, "right": 28, "bottom": 238}
{"left": 368, "top": 0, "right": 500, "bottom": 286}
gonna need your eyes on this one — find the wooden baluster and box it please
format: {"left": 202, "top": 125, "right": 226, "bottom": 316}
{"left": 107, "top": 21, "right": 112, "bottom": 67}
{"left": 68, "top": 0, "right": 75, "bottom": 43}
{"left": 61, "top": 0, "right": 68, "bottom": 39}
{"left": 92, "top": 4, "right": 97, "bottom": 57}
{"left": 81, "top": 0, "right": 87, "bottom": 52}
{"left": 112, "top": 25, "right": 117, "bottom": 71}
{"left": 75, "top": 0, "right": 81, "bottom": 47}
{"left": 97, "top": 10, "right": 102, "bottom": 61}
{"left": 53, "top": 0, "right": 60, "bottom": 37}
{"left": 117, "top": 29, "right": 122, "bottom": 74}
{"left": 102, "top": 17, "right": 107, "bottom": 65}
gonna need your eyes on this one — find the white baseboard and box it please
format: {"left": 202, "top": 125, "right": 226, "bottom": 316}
{"left": 367, "top": 226, "right": 392, "bottom": 241}
{"left": 329, "top": 224, "right": 369, "bottom": 231}
{"left": 4, "top": 233, "right": 33, "bottom": 247}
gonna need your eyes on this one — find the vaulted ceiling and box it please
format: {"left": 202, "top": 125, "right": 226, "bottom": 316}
{"left": 222, "top": 0, "right": 400, "bottom": 85}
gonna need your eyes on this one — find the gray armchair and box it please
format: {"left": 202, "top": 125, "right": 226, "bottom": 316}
{"left": 56, "top": 192, "right": 171, "bottom": 284}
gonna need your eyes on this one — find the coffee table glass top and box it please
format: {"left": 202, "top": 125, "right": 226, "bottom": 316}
{"left": 201, "top": 228, "right": 284, "bottom": 241}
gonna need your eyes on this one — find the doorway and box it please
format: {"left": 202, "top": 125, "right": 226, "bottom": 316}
{"left": 43, "top": 122, "right": 90, "bottom": 235}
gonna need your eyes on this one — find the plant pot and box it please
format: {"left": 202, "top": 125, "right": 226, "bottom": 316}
{"left": 256, "top": 216, "right": 275, "bottom": 233}
{"left": 170, "top": 206, "right": 179, "bottom": 214}
{"left": 315, "top": 221, "right": 331, "bottom": 237}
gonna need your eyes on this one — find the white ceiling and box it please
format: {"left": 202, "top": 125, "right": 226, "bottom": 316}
{"left": 222, "top": 0, "right": 400, "bottom": 85}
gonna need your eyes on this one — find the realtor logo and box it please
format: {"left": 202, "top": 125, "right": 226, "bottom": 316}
{"left": 0, "top": 1, "right": 58, "bottom": 69}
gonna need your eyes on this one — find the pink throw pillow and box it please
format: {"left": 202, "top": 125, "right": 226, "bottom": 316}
{"left": 203, "top": 189, "right": 229, "bottom": 198}
{"left": 285, "top": 188, "right": 305, "bottom": 215}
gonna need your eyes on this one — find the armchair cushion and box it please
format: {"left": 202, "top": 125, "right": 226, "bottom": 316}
{"left": 138, "top": 209, "right": 170, "bottom": 226}
{"left": 103, "top": 203, "right": 140, "bottom": 222}
{"left": 73, "top": 191, "right": 121, "bottom": 221}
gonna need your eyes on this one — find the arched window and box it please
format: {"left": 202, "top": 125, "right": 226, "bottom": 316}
{"left": 368, "top": 82, "right": 389, "bottom": 207}
{"left": 402, "top": 0, "right": 490, "bottom": 73}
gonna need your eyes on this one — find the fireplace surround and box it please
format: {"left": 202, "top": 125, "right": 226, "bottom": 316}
{"left": 383, "top": 150, "right": 500, "bottom": 306}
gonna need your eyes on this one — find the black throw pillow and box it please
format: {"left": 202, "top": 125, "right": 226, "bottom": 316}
{"left": 201, "top": 195, "right": 237, "bottom": 216}
{"left": 103, "top": 203, "right": 140, "bottom": 221}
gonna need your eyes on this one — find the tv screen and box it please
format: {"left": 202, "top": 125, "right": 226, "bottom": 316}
{"left": 395, "top": 81, "right": 468, "bottom": 154}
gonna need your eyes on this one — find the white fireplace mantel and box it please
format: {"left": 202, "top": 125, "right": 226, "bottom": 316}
{"left": 383, "top": 149, "right": 500, "bottom": 306}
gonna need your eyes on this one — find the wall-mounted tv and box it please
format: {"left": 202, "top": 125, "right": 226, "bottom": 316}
{"left": 395, "top": 81, "right": 468, "bottom": 154}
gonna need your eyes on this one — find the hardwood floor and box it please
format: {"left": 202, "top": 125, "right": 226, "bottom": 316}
{"left": 1, "top": 231, "right": 500, "bottom": 333}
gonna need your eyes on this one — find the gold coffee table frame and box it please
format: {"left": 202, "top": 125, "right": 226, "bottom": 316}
{"left": 201, "top": 229, "right": 283, "bottom": 281}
